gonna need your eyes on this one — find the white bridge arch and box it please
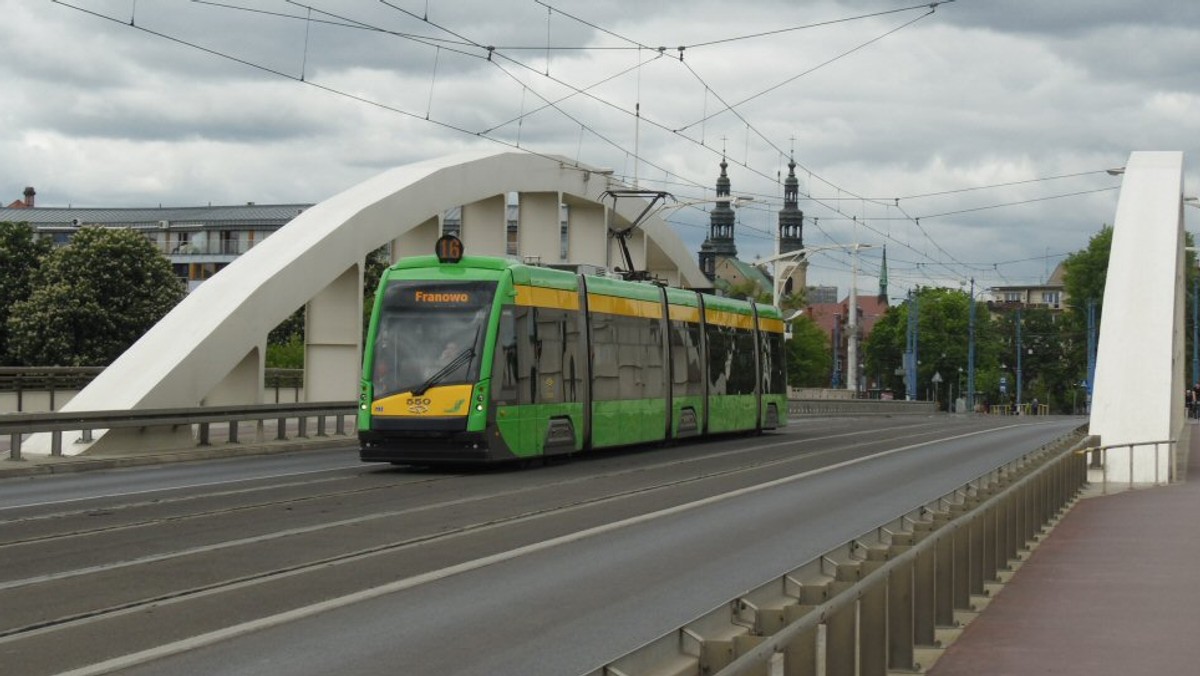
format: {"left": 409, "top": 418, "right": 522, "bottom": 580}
{"left": 33, "top": 150, "right": 709, "bottom": 456}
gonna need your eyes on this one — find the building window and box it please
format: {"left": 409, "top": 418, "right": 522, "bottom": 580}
{"left": 1004, "top": 292, "right": 1022, "bottom": 303}
{"left": 506, "top": 193, "right": 519, "bottom": 256}
{"left": 560, "top": 202, "right": 570, "bottom": 261}
{"left": 220, "top": 230, "right": 243, "bottom": 255}
{"left": 1043, "top": 291, "right": 1060, "bottom": 306}
{"left": 443, "top": 207, "right": 461, "bottom": 238}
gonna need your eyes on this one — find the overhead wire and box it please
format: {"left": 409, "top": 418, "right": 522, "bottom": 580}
{"left": 67, "top": 0, "right": 1105, "bottom": 289}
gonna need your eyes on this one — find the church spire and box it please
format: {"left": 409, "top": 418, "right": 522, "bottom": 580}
{"left": 778, "top": 156, "right": 803, "bottom": 254}
{"left": 699, "top": 157, "right": 737, "bottom": 280}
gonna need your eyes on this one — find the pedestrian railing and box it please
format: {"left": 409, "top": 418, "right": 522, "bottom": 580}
{"left": 1075, "top": 439, "right": 1177, "bottom": 494}
{"left": 0, "top": 367, "right": 306, "bottom": 413}
{"left": 590, "top": 431, "right": 1090, "bottom": 676}
{"left": 789, "top": 399, "right": 936, "bottom": 416}
{"left": 2, "top": 401, "right": 356, "bottom": 461}
{"left": 989, "top": 403, "right": 1050, "bottom": 416}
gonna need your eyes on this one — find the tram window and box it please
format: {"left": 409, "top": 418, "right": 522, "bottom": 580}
{"left": 706, "top": 323, "right": 732, "bottom": 396}
{"left": 730, "top": 328, "right": 757, "bottom": 395}
{"left": 564, "top": 310, "right": 583, "bottom": 402}
{"left": 535, "top": 309, "right": 564, "bottom": 403}
{"left": 591, "top": 312, "right": 663, "bottom": 401}
{"left": 492, "top": 307, "right": 519, "bottom": 403}
{"left": 669, "top": 320, "right": 702, "bottom": 397}
{"left": 762, "top": 331, "right": 787, "bottom": 395}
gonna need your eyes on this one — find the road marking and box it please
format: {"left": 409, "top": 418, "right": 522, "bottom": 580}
{"left": 54, "top": 423, "right": 1047, "bottom": 676}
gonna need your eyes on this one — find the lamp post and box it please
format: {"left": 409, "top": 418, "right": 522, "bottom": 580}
{"left": 755, "top": 243, "right": 876, "bottom": 393}
{"left": 967, "top": 278, "right": 976, "bottom": 413}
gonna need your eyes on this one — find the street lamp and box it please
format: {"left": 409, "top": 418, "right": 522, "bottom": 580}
{"left": 754, "top": 243, "right": 876, "bottom": 393}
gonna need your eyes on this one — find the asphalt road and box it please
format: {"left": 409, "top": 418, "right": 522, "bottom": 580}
{"left": 0, "top": 415, "right": 1082, "bottom": 676}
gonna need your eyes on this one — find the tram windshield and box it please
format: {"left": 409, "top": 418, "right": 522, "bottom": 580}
{"left": 371, "top": 280, "right": 496, "bottom": 398}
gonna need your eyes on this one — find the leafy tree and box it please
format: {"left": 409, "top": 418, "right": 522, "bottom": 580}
{"left": 7, "top": 227, "right": 185, "bottom": 366}
{"left": 0, "top": 222, "right": 51, "bottom": 365}
{"left": 864, "top": 286, "right": 1000, "bottom": 409}
{"left": 1059, "top": 224, "right": 1197, "bottom": 406}
{"left": 1062, "top": 226, "right": 1112, "bottom": 325}
{"left": 265, "top": 245, "right": 391, "bottom": 368}
{"left": 362, "top": 245, "right": 391, "bottom": 335}
{"left": 786, "top": 315, "right": 831, "bottom": 387}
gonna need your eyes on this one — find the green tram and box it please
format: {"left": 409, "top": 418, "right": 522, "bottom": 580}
{"left": 358, "top": 238, "right": 788, "bottom": 465}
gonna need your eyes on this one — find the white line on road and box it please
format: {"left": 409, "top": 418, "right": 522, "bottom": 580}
{"left": 55, "top": 423, "right": 1037, "bottom": 676}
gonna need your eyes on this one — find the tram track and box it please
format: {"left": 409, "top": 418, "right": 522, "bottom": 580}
{"left": 1, "top": 417, "right": 1067, "bottom": 676}
{"left": 0, "top": 418, "right": 943, "bottom": 549}
{"left": 0, "top": 421, "right": 959, "bottom": 644}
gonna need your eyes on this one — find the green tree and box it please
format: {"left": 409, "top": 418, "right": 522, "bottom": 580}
{"left": 265, "top": 245, "right": 391, "bottom": 368}
{"left": 1062, "top": 226, "right": 1112, "bottom": 324}
{"left": 864, "top": 286, "right": 1000, "bottom": 409}
{"left": 786, "top": 315, "right": 831, "bottom": 387}
{"left": 7, "top": 227, "right": 185, "bottom": 366}
{"left": 0, "top": 222, "right": 52, "bottom": 365}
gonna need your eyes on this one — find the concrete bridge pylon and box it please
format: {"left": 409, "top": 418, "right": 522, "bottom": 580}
{"left": 1088, "top": 151, "right": 1187, "bottom": 484}
{"left": 23, "top": 150, "right": 708, "bottom": 456}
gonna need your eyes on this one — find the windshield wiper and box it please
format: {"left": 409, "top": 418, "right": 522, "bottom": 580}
{"left": 413, "top": 346, "right": 475, "bottom": 396}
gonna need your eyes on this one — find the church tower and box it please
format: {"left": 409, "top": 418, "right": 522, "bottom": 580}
{"left": 698, "top": 158, "right": 738, "bottom": 281}
{"left": 777, "top": 157, "right": 807, "bottom": 298}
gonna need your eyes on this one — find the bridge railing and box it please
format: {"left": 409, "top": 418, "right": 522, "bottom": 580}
{"left": 789, "top": 399, "right": 936, "bottom": 416}
{"left": 0, "top": 367, "right": 306, "bottom": 413}
{"left": 1075, "top": 439, "right": 1177, "bottom": 494}
{"left": 2, "top": 402, "right": 356, "bottom": 461}
{"left": 591, "top": 430, "right": 1091, "bottom": 676}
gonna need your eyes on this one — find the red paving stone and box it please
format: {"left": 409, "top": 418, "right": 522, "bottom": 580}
{"left": 929, "top": 427, "right": 1200, "bottom": 675}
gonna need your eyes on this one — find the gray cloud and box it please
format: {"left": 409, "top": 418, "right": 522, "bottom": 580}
{"left": 2, "top": 0, "right": 1196, "bottom": 295}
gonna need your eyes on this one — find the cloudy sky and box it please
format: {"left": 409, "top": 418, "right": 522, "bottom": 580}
{"left": 3, "top": 0, "right": 1198, "bottom": 300}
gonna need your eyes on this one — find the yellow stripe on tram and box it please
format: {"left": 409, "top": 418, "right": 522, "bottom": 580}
{"left": 668, "top": 305, "right": 701, "bottom": 324}
{"left": 514, "top": 285, "right": 580, "bottom": 310}
{"left": 758, "top": 317, "right": 785, "bottom": 334}
{"left": 588, "top": 294, "right": 663, "bottom": 319}
{"left": 705, "top": 308, "right": 755, "bottom": 330}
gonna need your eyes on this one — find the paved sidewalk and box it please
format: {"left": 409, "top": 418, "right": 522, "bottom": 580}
{"left": 930, "top": 425, "right": 1200, "bottom": 675}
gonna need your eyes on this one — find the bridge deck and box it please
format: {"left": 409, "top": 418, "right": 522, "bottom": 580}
{"left": 930, "top": 423, "right": 1200, "bottom": 675}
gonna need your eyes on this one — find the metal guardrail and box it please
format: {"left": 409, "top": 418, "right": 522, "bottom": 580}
{"left": 0, "top": 367, "right": 306, "bottom": 412}
{"left": 1076, "top": 439, "right": 1176, "bottom": 494}
{"left": 592, "top": 431, "right": 1090, "bottom": 676}
{"left": 2, "top": 401, "right": 356, "bottom": 461}
{"left": 789, "top": 399, "right": 937, "bottom": 416}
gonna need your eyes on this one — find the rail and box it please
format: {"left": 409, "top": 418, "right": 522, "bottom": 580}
{"left": 0, "top": 367, "right": 306, "bottom": 412}
{"left": 789, "top": 399, "right": 936, "bottom": 416}
{"left": 1075, "top": 439, "right": 1177, "bottom": 494}
{"left": 591, "top": 430, "right": 1090, "bottom": 676}
{"left": 2, "top": 401, "right": 356, "bottom": 461}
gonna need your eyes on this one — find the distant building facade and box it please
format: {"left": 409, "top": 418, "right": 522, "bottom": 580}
{"left": 805, "top": 285, "right": 838, "bottom": 304}
{"left": 1, "top": 188, "right": 309, "bottom": 291}
{"left": 988, "top": 261, "right": 1068, "bottom": 312}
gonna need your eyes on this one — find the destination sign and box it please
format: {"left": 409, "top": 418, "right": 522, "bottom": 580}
{"left": 383, "top": 280, "right": 496, "bottom": 311}
{"left": 412, "top": 290, "right": 472, "bottom": 304}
